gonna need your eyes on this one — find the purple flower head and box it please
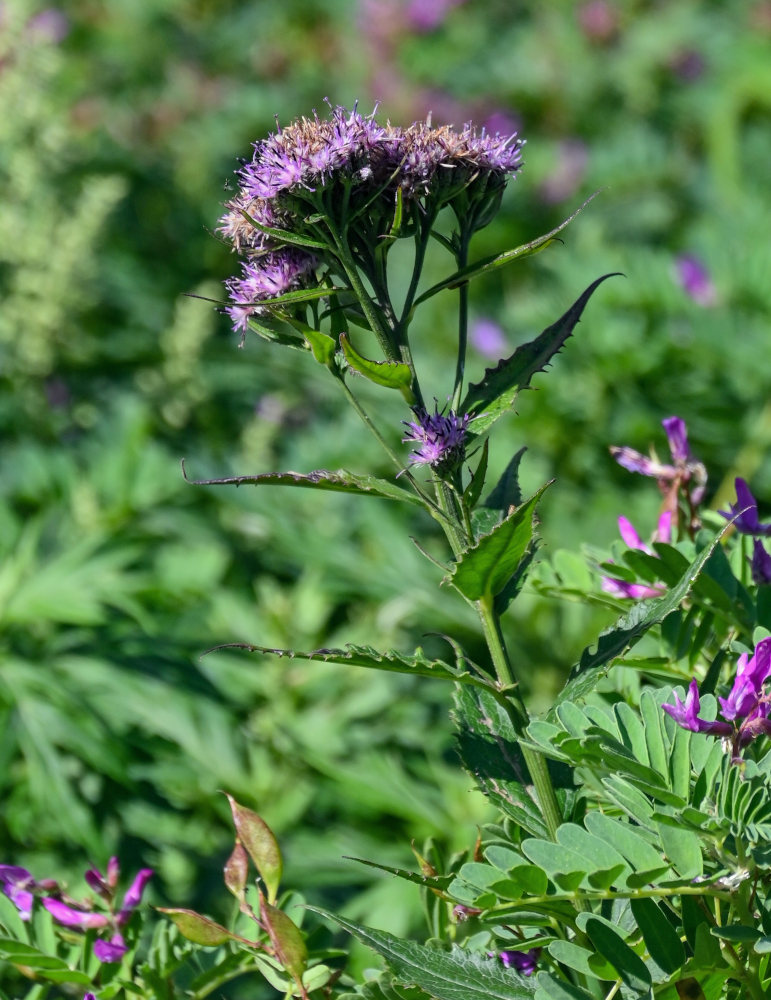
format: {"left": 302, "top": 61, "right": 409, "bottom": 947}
{"left": 84, "top": 994, "right": 97, "bottom": 1000}
{"left": 675, "top": 254, "right": 717, "bottom": 307}
{"left": 752, "top": 541, "right": 771, "bottom": 586}
{"left": 662, "top": 680, "right": 732, "bottom": 737}
{"left": 93, "top": 933, "right": 128, "bottom": 963}
{"left": 499, "top": 948, "right": 541, "bottom": 976}
{"left": 224, "top": 249, "right": 316, "bottom": 336}
{"left": 719, "top": 479, "right": 771, "bottom": 536}
{"left": 0, "top": 865, "right": 36, "bottom": 921}
{"left": 402, "top": 406, "right": 470, "bottom": 472}
{"left": 470, "top": 317, "right": 507, "bottom": 359}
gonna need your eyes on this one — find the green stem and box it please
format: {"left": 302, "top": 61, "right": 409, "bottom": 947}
{"left": 451, "top": 227, "right": 472, "bottom": 412}
{"left": 476, "top": 594, "right": 563, "bottom": 842}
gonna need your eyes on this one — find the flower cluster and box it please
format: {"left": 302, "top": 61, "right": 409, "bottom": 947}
{"left": 720, "top": 478, "right": 771, "bottom": 585}
{"left": 610, "top": 416, "right": 706, "bottom": 537}
{"left": 663, "top": 638, "right": 771, "bottom": 755}
{"left": 402, "top": 405, "right": 470, "bottom": 473}
{"left": 0, "top": 858, "right": 152, "bottom": 963}
{"left": 218, "top": 104, "right": 524, "bottom": 336}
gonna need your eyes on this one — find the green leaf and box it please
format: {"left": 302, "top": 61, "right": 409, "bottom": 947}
{"left": 290, "top": 321, "right": 337, "bottom": 366}
{"left": 460, "top": 275, "right": 618, "bottom": 435}
{"left": 449, "top": 484, "right": 550, "bottom": 600}
{"left": 313, "top": 910, "right": 537, "bottom": 1000}
{"left": 464, "top": 439, "right": 489, "bottom": 510}
{"left": 552, "top": 526, "right": 729, "bottom": 710}
{"left": 483, "top": 447, "right": 526, "bottom": 513}
{"left": 0, "top": 938, "right": 91, "bottom": 984}
{"left": 534, "top": 971, "right": 595, "bottom": 1000}
{"left": 710, "top": 925, "right": 762, "bottom": 943}
{"left": 238, "top": 208, "right": 328, "bottom": 249}
{"left": 547, "top": 941, "right": 607, "bottom": 980}
{"left": 226, "top": 795, "right": 282, "bottom": 903}
{"left": 340, "top": 334, "right": 414, "bottom": 400}
{"left": 346, "top": 857, "right": 453, "bottom": 893}
{"left": 260, "top": 895, "right": 308, "bottom": 987}
{"left": 231, "top": 643, "right": 490, "bottom": 686}
{"left": 182, "top": 464, "right": 423, "bottom": 506}
{"left": 630, "top": 898, "right": 686, "bottom": 974}
{"left": 156, "top": 908, "right": 235, "bottom": 946}
{"left": 413, "top": 194, "right": 601, "bottom": 310}
{"left": 583, "top": 813, "right": 668, "bottom": 874}
{"left": 657, "top": 823, "right": 703, "bottom": 879}
{"left": 582, "top": 917, "right": 651, "bottom": 995}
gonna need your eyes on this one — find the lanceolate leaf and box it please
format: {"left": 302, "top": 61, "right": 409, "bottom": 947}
{"left": 461, "top": 275, "right": 619, "bottom": 435}
{"left": 239, "top": 208, "right": 328, "bottom": 249}
{"left": 552, "top": 527, "right": 728, "bottom": 711}
{"left": 449, "top": 484, "right": 549, "bottom": 601}
{"left": 340, "top": 334, "right": 414, "bottom": 399}
{"left": 412, "top": 193, "right": 601, "bottom": 310}
{"left": 182, "top": 464, "right": 423, "bottom": 506}
{"left": 346, "top": 856, "right": 453, "bottom": 893}
{"left": 222, "top": 643, "right": 492, "bottom": 687}
{"left": 312, "top": 910, "right": 537, "bottom": 1000}
{"left": 453, "top": 686, "right": 574, "bottom": 839}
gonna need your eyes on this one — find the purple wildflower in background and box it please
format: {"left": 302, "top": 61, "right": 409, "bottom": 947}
{"left": 499, "top": 948, "right": 541, "bottom": 975}
{"left": 675, "top": 254, "right": 717, "bottom": 306}
{"left": 470, "top": 317, "right": 507, "bottom": 358}
{"left": 402, "top": 406, "right": 470, "bottom": 472}
{"left": 751, "top": 541, "right": 771, "bottom": 585}
{"left": 0, "top": 865, "right": 36, "bottom": 920}
{"left": 405, "top": 0, "right": 465, "bottom": 31}
{"left": 610, "top": 416, "right": 707, "bottom": 523}
{"left": 42, "top": 898, "right": 110, "bottom": 929}
{"left": 719, "top": 479, "right": 771, "bottom": 536}
{"left": 663, "top": 638, "right": 771, "bottom": 754}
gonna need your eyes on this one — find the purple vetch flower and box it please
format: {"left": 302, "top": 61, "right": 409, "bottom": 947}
{"left": 718, "top": 640, "right": 771, "bottom": 721}
{"left": 0, "top": 865, "right": 36, "bottom": 921}
{"left": 470, "top": 317, "right": 507, "bottom": 358}
{"left": 42, "top": 860, "right": 153, "bottom": 964}
{"left": 752, "top": 540, "right": 771, "bottom": 585}
{"left": 93, "top": 933, "right": 128, "bottom": 963}
{"left": 499, "top": 948, "right": 541, "bottom": 975}
{"left": 675, "top": 254, "right": 717, "bottom": 307}
{"left": 117, "top": 868, "right": 154, "bottom": 924}
{"left": 610, "top": 416, "right": 707, "bottom": 519}
{"left": 719, "top": 479, "right": 771, "bottom": 536}
{"left": 42, "top": 898, "right": 110, "bottom": 929}
{"left": 601, "top": 511, "right": 671, "bottom": 600}
{"left": 663, "top": 639, "right": 771, "bottom": 756}
{"left": 402, "top": 406, "right": 470, "bottom": 472}
{"left": 663, "top": 679, "right": 732, "bottom": 736}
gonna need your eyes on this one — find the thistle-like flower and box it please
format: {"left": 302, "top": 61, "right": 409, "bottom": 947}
{"left": 218, "top": 104, "right": 524, "bottom": 337}
{"left": 402, "top": 405, "right": 470, "bottom": 473}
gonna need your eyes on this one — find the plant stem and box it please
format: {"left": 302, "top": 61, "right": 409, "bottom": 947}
{"left": 451, "top": 227, "right": 472, "bottom": 412}
{"left": 476, "top": 594, "right": 563, "bottom": 842}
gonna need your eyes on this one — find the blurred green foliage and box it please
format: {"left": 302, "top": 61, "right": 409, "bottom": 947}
{"left": 1, "top": 0, "right": 770, "bottom": 988}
